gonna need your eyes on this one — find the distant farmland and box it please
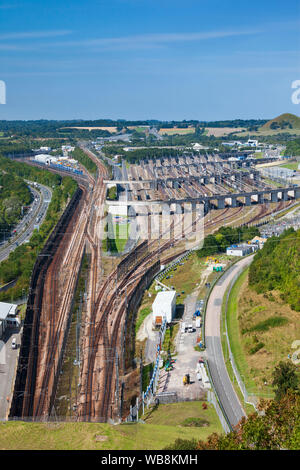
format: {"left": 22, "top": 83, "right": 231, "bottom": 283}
{"left": 159, "top": 127, "right": 195, "bottom": 135}
{"left": 205, "top": 127, "right": 244, "bottom": 137}
{"left": 61, "top": 126, "right": 118, "bottom": 133}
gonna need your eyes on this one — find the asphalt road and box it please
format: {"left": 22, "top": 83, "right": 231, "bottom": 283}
{"left": 0, "top": 328, "right": 21, "bottom": 420}
{"left": 0, "top": 182, "right": 52, "bottom": 264}
{"left": 205, "top": 255, "right": 254, "bottom": 428}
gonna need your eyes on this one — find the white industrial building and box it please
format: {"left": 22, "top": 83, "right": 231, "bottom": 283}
{"left": 152, "top": 290, "right": 176, "bottom": 326}
{"left": 0, "top": 302, "right": 19, "bottom": 339}
{"left": 226, "top": 244, "right": 256, "bottom": 257}
{"left": 34, "top": 154, "right": 57, "bottom": 165}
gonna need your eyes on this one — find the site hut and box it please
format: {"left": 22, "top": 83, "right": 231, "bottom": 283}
{"left": 152, "top": 290, "right": 177, "bottom": 328}
{"left": 226, "top": 244, "right": 255, "bottom": 257}
{"left": 0, "top": 302, "right": 20, "bottom": 340}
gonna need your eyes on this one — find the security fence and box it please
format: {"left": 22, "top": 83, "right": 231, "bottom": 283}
{"left": 207, "top": 389, "right": 231, "bottom": 434}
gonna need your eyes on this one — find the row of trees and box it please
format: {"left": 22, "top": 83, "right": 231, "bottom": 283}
{"left": 0, "top": 172, "right": 32, "bottom": 233}
{"left": 70, "top": 147, "right": 97, "bottom": 175}
{"left": 249, "top": 227, "right": 300, "bottom": 311}
{"left": 196, "top": 225, "right": 259, "bottom": 258}
{"left": 285, "top": 138, "right": 300, "bottom": 156}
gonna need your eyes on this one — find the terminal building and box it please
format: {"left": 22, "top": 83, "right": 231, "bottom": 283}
{"left": 226, "top": 244, "right": 257, "bottom": 257}
{"left": 152, "top": 290, "right": 176, "bottom": 326}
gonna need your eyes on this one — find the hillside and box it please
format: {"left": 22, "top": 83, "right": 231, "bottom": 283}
{"left": 248, "top": 227, "right": 300, "bottom": 311}
{"left": 260, "top": 113, "right": 300, "bottom": 131}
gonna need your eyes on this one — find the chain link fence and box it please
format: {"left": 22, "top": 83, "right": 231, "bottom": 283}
{"left": 207, "top": 389, "right": 231, "bottom": 434}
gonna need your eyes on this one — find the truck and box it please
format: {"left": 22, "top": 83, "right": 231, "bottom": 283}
{"left": 193, "top": 309, "right": 202, "bottom": 318}
{"left": 181, "top": 322, "right": 186, "bottom": 333}
{"left": 195, "top": 317, "right": 201, "bottom": 328}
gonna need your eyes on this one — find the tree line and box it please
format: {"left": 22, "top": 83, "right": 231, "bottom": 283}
{"left": 196, "top": 225, "right": 260, "bottom": 258}
{"left": 0, "top": 172, "right": 31, "bottom": 235}
{"left": 70, "top": 147, "right": 97, "bottom": 175}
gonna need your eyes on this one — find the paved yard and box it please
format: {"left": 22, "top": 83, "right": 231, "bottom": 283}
{"left": 157, "top": 291, "right": 206, "bottom": 400}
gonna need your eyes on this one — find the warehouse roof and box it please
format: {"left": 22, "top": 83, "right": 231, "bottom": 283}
{"left": 0, "top": 302, "right": 17, "bottom": 320}
{"left": 152, "top": 290, "right": 176, "bottom": 309}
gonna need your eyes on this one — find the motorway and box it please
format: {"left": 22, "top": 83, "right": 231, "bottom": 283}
{"left": 0, "top": 182, "right": 52, "bottom": 264}
{"left": 205, "top": 255, "right": 255, "bottom": 428}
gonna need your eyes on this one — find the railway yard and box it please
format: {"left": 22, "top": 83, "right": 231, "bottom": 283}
{"left": 9, "top": 145, "right": 299, "bottom": 425}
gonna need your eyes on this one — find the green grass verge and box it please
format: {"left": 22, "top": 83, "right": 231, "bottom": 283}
{"left": 135, "top": 306, "right": 151, "bottom": 334}
{"left": 220, "top": 286, "right": 256, "bottom": 416}
{"left": 224, "top": 267, "right": 274, "bottom": 400}
{"left": 0, "top": 402, "right": 222, "bottom": 450}
{"left": 225, "top": 268, "right": 258, "bottom": 394}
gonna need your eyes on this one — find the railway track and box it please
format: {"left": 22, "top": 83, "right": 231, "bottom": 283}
{"left": 14, "top": 145, "right": 294, "bottom": 421}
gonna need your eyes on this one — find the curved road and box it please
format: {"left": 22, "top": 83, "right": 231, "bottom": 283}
{"left": 205, "top": 255, "right": 254, "bottom": 428}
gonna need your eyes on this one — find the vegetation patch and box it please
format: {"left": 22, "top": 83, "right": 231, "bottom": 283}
{"left": 249, "top": 228, "right": 300, "bottom": 311}
{"left": 181, "top": 417, "right": 210, "bottom": 427}
{"left": 70, "top": 147, "right": 97, "bottom": 175}
{"left": 135, "top": 306, "right": 151, "bottom": 334}
{"left": 196, "top": 225, "right": 259, "bottom": 258}
{"left": 226, "top": 261, "right": 300, "bottom": 396}
{"left": 249, "top": 342, "right": 265, "bottom": 355}
{"left": 246, "top": 316, "right": 288, "bottom": 333}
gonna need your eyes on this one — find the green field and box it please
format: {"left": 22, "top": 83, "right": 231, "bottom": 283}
{"left": 280, "top": 162, "right": 299, "bottom": 171}
{"left": 0, "top": 402, "right": 222, "bottom": 450}
{"left": 159, "top": 127, "right": 195, "bottom": 135}
{"left": 233, "top": 128, "right": 300, "bottom": 137}
{"left": 105, "top": 216, "right": 130, "bottom": 253}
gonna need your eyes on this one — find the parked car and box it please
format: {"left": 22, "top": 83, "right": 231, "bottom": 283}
{"left": 11, "top": 338, "right": 17, "bottom": 349}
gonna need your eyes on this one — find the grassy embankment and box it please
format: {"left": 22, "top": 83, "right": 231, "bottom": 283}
{"left": 279, "top": 162, "right": 299, "bottom": 171}
{"left": 0, "top": 401, "right": 222, "bottom": 450}
{"left": 223, "top": 263, "right": 300, "bottom": 401}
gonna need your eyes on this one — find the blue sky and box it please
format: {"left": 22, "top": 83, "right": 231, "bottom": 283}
{"left": 0, "top": 0, "right": 300, "bottom": 120}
